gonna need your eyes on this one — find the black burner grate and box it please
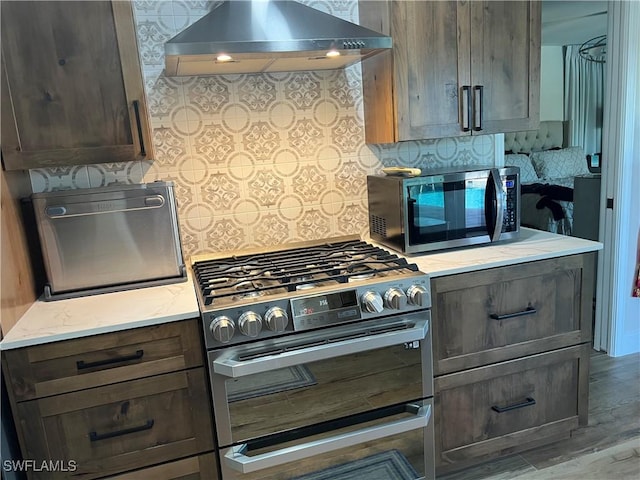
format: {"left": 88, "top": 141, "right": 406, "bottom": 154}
{"left": 192, "top": 240, "right": 419, "bottom": 306}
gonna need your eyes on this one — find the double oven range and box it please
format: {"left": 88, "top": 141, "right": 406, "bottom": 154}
{"left": 191, "top": 238, "right": 435, "bottom": 480}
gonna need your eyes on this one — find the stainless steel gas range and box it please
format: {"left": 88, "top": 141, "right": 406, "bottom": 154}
{"left": 191, "top": 237, "right": 435, "bottom": 480}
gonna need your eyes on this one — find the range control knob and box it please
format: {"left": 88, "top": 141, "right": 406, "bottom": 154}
{"left": 210, "top": 316, "right": 235, "bottom": 343}
{"left": 384, "top": 287, "right": 408, "bottom": 310}
{"left": 361, "top": 291, "right": 384, "bottom": 313}
{"left": 407, "top": 285, "right": 430, "bottom": 307}
{"left": 265, "top": 306, "right": 289, "bottom": 333}
{"left": 238, "top": 311, "right": 263, "bottom": 338}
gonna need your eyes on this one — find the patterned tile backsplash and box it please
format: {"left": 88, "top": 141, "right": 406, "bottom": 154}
{"left": 29, "top": 0, "right": 498, "bottom": 257}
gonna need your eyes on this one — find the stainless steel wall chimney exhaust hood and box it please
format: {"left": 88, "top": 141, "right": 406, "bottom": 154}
{"left": 164, "top": 0, "right": 392, "bottom": 76}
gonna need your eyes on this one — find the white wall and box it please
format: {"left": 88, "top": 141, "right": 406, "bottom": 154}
{"left": 597, "top": 0, "right": 640, "bottom": 357}
{"left": 540, "top": 46, "right": 564, "bottom": 121}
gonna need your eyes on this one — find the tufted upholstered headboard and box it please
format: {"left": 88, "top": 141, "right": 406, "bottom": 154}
{"left": 504, "top": 121, "right": 565, "bottom": 154}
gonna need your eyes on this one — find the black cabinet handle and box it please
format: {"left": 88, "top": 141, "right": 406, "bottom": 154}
{"left": 491, "top": 397, "right": 536, "bottom": 413}
{"left": 76, "top": 349, "right": 144, "bottom": 370}
{"left": 490, "top": 306, "right": 537, "bottom": 321}
{"left": 132, "top": 100, "right": 147, "bottom": 157}
{"left": 89, "top": 419, "right": 154, "bottom": 442}
{"left": 473, "top": 85, "right": 483, "bottom": 131}
{"left": 461, "top": 86, "right": 471, "bottom": 132}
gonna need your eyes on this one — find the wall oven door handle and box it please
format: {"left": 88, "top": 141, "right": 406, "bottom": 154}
{"left": 224, "top": 403, "right": 431, "bottom": 473}
{"left": 213, "top": 317, "right": 429, "bottom": 378}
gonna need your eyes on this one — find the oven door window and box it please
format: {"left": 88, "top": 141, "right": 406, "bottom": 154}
{"left": 407, "top": 179, "right": 488, "bottom": 245}
{"left": 210, "top": 314, "right": 431, "bottom": 446}
{"left": 219, "top": 403, "right": 431, "bottom": 480}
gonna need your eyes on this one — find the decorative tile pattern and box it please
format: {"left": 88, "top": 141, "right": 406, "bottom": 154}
{"left": 187, "top": 77, "right": 231, "bottom": 115}
{"left": 298, "top": 209, "right": 331, "bottom": 240}
{"left": 205, "top": 217, "right": 245, "bottom": 252}
{"left": 200, "top": 173, "right": 240, "bottom": 210}
{"left": 284, "top": 73, "right": 322, "bottom": 110}
{"left": 328, "top": 69, "right": 361, "bottom": 108}
{"left": 337, "top": 202, "right": 369, "bottom": 236}
{"left": 254, "top": 214, "right": 290, "bottom": 247}
{"left": 152, "top": 126, "right": 189, "bottom": 168}
{"left": 335, "top": 161, "right": 367, "bottom": 196}
{"left": 193, "top": 123, "right": 234, "bottom": 163}
{"left": 293, "top": 166, "right": 328, "bottom": 202}
{"left": 146, "top": 75, "right": 183, "bottom": 120}
{"left": 243, "top": 122, "right": 281, "bottom": 161}
{"left": 238, "top": 75, "right": 277, "bottom": 112}
{"left": 288, "top": 119, "right": 324, "bottom": 158}
{"left": 332, "top": 116, "right": 363, "bottom": 153}
{"left": 249, "top": 170, "right": 285, "bottom": 207}
{"left": 30, "top": 0, "right": 499, "bottom": 255}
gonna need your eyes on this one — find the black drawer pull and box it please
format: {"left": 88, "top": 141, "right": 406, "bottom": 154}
{"left": 491, "top": 397, "right": 536, "bottom": 413}
{"left": 89, "top": 419, "right": 154, "bottom": 442}
{"left": 490, "top": 306, "right": 537, "bottom": 321}
{"left": 76, "top": 349, "right": 144, "bottom": 370}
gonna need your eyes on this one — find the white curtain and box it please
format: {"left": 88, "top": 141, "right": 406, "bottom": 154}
{"left": 564, "top": 45, "right": 605, "bottom": 156}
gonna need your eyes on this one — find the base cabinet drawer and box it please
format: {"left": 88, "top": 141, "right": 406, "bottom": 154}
{"left": 16, "top": 368, "right": 215, "bottom": 480}
{"left": 431, "top": 254, "right": 594, "bottom": 375}
{"left": 3, "top": 319, "right": 204, "bottom": 401}
{"left": 103, "top": 454, "right": 219, "bottom": 480}
{"left": 434, "top": 344, "right": 590, "bottom": 471}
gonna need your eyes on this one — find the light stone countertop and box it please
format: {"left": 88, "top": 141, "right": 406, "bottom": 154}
{"left": 0, "top": 270, "right": 199, "bottom": 351}
{"left": 0, "top": 228, "right": 602, "bottom": 351}
{"left": 368, "top": 227, "right": 603, "bottom": 278}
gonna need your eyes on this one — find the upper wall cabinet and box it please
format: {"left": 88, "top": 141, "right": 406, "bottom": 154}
{"left": 0, "top": 1, "right": 153, "bottom": 171}
{"left": 359, "top": 1, "right": 541, "bottom": 143}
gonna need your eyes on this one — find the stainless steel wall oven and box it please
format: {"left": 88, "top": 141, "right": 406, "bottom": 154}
{"left": 191, "top": 238, "right": 435, "bottom": 480}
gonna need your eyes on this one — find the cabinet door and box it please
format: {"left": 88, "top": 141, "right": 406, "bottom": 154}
{"left": 361, "top": 0, "right": 470, "bottom": 143}
{"left": 393, "top": 1, "right": 471, "bottom": 141}
{"left": 0, "top": 1, "right": 152, "bottom": 170}
{"left": 431, "top": 254, "right": 594, "bottom": 375}
{"left": 434, "top": 344, "right": 590, "bottom": 472}
{"left": 470, "top": 1, "right": 541, "bottom": 134}
{"left": 16, "top": 369, "right": 215, "bottom": 480}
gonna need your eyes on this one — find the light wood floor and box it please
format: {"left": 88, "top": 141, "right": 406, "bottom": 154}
{"left": 439, "top": 350, "right": 640, "bottom": 480}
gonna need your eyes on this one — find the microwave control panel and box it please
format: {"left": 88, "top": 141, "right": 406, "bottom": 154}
{"left": 503, "top": 174, "right": 519, "bottom": 232}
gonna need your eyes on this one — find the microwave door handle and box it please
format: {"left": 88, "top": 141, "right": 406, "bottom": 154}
{"left": 224, "top": 403, "right": 431, "bottom": 474}
{"left": 486, "top": 169, "right": 505, "bottom": 241}
{"left": 213, "top": 317, "right": 429, "bottom": 378}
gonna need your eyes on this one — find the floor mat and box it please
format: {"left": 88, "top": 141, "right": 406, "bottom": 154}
{"left": 291, "top": 449, "right": 420, "bottom": 480}
{"left": 227, "top": 364, "right": 317, "bottom": 402}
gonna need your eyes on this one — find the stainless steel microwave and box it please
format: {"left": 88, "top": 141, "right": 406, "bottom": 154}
{"left": 367, "top": 166, "right": 520, "bottom": 254}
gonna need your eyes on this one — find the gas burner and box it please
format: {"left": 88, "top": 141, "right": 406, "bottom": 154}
{"left": 235, "top": 280, "right": 262, "bottom": 292}
{"left": 348, "top": 272, "right": 376, "bottom": 282}
{"left": 233, "top": 290, "right": 265, "bottom": 301}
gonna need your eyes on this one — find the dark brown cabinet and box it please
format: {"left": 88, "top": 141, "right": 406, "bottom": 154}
{"left": 359, "top": 0, "right": 541, "bottom": 143}
{"left": 430, "top": 254, "right": 595, "bottom": 473}
{"left": 104, "top": 454, "right": 219, "bottom": 480}
{"left": 0, "top": 1, "right": 153, "bottom": 170}
{"left": 1, "top": 320, "right": 216, "bottom": 480}
{"left": 435, "top": 345, "right": 590, "bottom": 468}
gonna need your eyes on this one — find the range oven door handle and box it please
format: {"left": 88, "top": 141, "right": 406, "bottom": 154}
{"left": 212, "top": 317, "right": 429, "bottom": 378}
{"left": 223, "top": 403, "right": 431, "bottom": 474}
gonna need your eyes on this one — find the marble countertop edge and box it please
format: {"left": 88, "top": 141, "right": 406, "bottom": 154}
{"left": 0, "top": 311, "right": 198, "bottom": 351}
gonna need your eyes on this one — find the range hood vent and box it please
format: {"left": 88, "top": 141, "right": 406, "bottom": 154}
{"left": 164, "top": 0, "right": 392, "bottom": 76}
